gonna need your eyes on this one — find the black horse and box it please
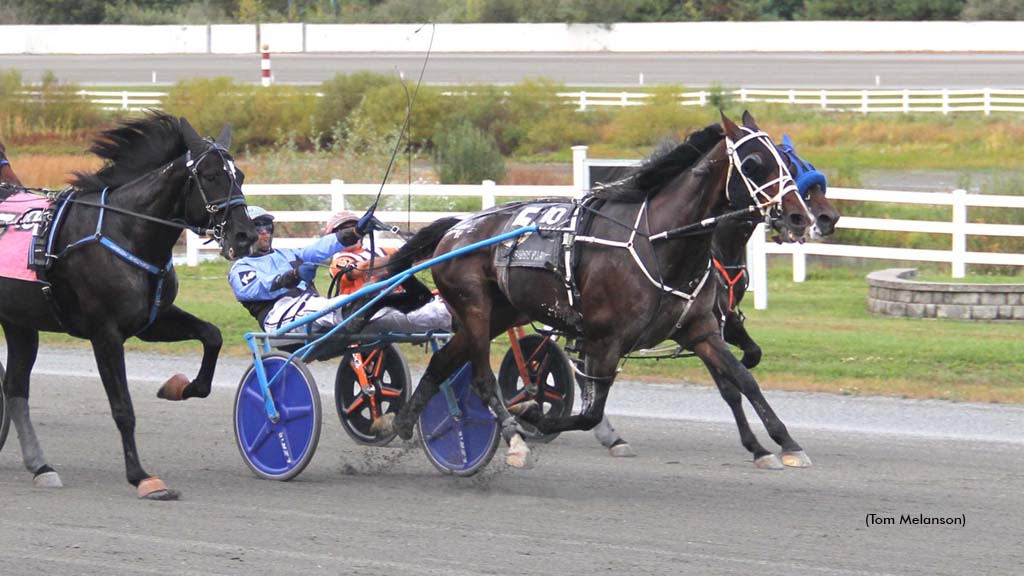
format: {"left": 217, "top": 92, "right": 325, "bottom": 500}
{"left": 713, "top": 138, "right": 840, "bottom": 369}
{"left": 375, "top": 112, "right": 814, "bottom": 470}
{"left": 0, "top": 113, "right": 256, "bottom": 500}
{"left": 0, "top": 142, "right": 23, "bottom": 188}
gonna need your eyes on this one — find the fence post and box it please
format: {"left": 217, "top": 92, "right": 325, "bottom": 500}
{"left": 330, "top": 179, "right": 346, "bottom": 212}
{"left": 942, "top": 88, "right": 950, "bottom": 115}
{"left": 984, "top": 88, "right": 991, "bottom": 116}
{"left": 747, "top": 223, "right": 769, "bottom": 310}
{"left": 903, "top": 89, "right": 910, "bottom": 113}
{"left": 738, "top": 88, "right": 748, "bottom": 102}
{"left": 481, "top": 180, "right": 496, "bottom": 209}
{"left": 861, "top": 90, "right": 869, "bottom": 114}
{"left": 792, "top": 243, "right": 806, "bottom": 283}
{"left": 578, "top": 92, "right": 587, "bottom": 111}
{"left": 572, "top": 145, "right": 588, "bottom": 198}
{"left": 698, "top": 90, "right": 706, "bottom": 106}
{"left": 186, "top": 230, "right": 199, "bottom": 266}
{"left": 951, "top": 188, "right": 967, "bottom": 278}
{"left": 820, "top": 89, "right": 827, "bottom": 110}
{"left": 122, "top": 91, "right": 129, "bottom": 110}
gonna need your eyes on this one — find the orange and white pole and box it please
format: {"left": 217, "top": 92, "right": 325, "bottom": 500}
{"left": 260, "top": 44, "right": 272, "bottom": 87}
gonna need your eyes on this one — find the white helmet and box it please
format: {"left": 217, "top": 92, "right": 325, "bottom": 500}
{"left": 247, "top": 206, "right": 274, "bottom": 222}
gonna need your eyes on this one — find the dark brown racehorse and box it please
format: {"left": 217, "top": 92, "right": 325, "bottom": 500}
{"left": 376, "top": 112, "right": 814, "bottom": 469}
{"left": 0, "top": 113, "right": 256, "bottom": 499}
{"left": 714, "top": 140, "right": 840, "bottom": 369}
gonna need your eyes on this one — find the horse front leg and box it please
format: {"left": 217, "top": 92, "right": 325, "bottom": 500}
{"left": 691, "top": 334, "right": 811, "bottom": 469}
{"left": 1, "top": 322, "right": 62, "bottom": 488}
{"left": 90, "top": 327, "right": 180, "bottom": 500}
{"left": 136, "top": 305, "right": 222, "bottom": 401}
{"left": 722, "top": 310, "right": 762, "bottom": 369}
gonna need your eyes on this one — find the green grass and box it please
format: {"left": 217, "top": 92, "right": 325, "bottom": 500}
{"left": 25, "top": 261, "right": 1024, "bottom": 404}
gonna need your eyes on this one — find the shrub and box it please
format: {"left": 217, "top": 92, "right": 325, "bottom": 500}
{"left": 314, "top": 72, "right": 398, "bottom": 146}
{"left": 433, "top": 120, "right": 505, "bottom": 184}
{"left": 345, "top": 83, "right": 452, "bottom": 151}
{"left": 162, "top": 78, "right": 317, "bottom": 150}
{"left": 603, "top": 85, "right": 709, "bottom": 148}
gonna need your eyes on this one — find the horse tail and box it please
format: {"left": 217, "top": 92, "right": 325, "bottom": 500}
{"left": 385, "top": 216, "right": 461, "bottom": 274}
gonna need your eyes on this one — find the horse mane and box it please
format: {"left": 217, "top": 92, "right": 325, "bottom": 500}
{"left": 591, "top": 123, "right": 724, "bottom": 203}
{"left": 70, "top": 111, "right": 187, "bottom": 193}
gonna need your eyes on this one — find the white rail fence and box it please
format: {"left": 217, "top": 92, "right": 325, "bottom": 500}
{"left": 48, "top": 87, "right": 1024, "bottom": 115}
{"left": 186, "top": 146, "right": 1024, "bottom": 310}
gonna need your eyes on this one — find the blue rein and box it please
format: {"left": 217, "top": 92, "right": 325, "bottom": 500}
{"left": 51, "top": 187, "right": 172, "bottom": 334}
{"left": 776, "top": 134, "right": 827, "bottom": 198}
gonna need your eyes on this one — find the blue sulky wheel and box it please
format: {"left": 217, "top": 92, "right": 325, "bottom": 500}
{"left": 418, "top": 362, "right": 500, "bottom": 477}
{"left": 0, "top": 360, "right": 8, "bottom": 453}
{"left": 234, "top": 353, "right": 322, "bottom": 481}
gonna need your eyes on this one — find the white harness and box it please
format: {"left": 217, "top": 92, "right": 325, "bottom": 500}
{"left": 571, "top": 128, "right": 806, "bottom": 329}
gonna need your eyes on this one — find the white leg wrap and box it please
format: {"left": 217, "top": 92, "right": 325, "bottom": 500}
{"left": 8, "top": 398, "right": 49, "bottom": 473}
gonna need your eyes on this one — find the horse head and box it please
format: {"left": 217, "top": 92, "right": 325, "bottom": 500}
{"left": 0, "top": 141, "right": 23, "bottom": 187}
{"left": 776, "top": 133, "right": 839, "bottom": 240}
{"left": 179, "top": 118, "right": 255, "bottom": 260}
{"left": 721, "top": 111, "right": 810, "bottom": 241}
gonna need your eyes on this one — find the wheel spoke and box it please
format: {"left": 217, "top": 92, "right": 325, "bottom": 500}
{"left": 379, "top": 386, "right": 403, "bottom": 398}
{"left": 281, "top": 404, "right": 313, "bottom": 423}
{"left": 244, "top": 421, "right": 273, "bottom": 453}
{"left": 423, "top": 416, "right": 454, "bottom": 440}
{"left": 343, "top": 394, "right": 365, "bottom": 415}
{"left": 505, "top": 389, "right": 528, "bottom": 405}
{"left": 243, "top": 385, "right": 265, "bottom": 405}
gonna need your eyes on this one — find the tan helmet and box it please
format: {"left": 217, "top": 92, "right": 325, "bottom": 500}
{"left": 324, "top": 210, "right": 360, "bottom": 235}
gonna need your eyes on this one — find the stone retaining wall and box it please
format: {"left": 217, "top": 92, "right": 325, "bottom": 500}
{"left": 866, "top": 268, "right": 1024, "bottom": 321}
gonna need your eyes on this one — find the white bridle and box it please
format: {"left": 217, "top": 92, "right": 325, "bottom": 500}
{"left": 726, "top": 127, "right": 813, "bottom": 223}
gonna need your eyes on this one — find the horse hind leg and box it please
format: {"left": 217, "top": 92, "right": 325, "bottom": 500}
{"left": 371, "top": 333, "right": 467, "bottom": 440}
{"left": 1, "top": 322, "right": 62, "bottom": 487}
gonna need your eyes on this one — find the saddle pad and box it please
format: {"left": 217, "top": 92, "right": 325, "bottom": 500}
{"left": 0, "top": 192, "right": 50, "bottom": 282}
{"left": 494, "top": 201, "right": 574, "bottom": 272}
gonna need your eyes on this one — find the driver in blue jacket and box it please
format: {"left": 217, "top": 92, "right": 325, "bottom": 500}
{"left": 229, "top": 206, "right": 364, "bottom": 332}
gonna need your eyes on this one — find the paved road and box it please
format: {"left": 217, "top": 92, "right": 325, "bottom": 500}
{"left": 1, "top": 347, "right": 1022, "bottom": 575}
{"left": 5, "top": 52, "right": 1024, "bottom": 88}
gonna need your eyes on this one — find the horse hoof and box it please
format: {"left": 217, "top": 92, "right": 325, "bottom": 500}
{"left": 609, "top": 441, "right": 636, "bottom": 458}
{"left": 506, "top": 434, "right": 532, "bottom": 469}
{"left": 137, "top": 477, "right": 180, "bottom": 501}
{"left": 754, "top": 454, "right": 784, "bottom": 470}
{"left": 781, "top": 451, "right": 813, "bottom": 468}
{"left": 33, "top": 471, "right": 63, "bottom": 488}
{"left": 157, "top": 374, "right": 190, "bottom": 401}
{"left": 507, "top": 399, "right": 538, "bottom": 416}
{"left": 371, "top": 413, "right": 396, "bottom": 435}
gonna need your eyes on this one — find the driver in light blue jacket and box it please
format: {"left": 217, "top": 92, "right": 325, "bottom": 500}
{"left": 229, "top": 206, "right": 364, "bottom": 331}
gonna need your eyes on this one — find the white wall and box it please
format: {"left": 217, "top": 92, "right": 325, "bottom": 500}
{"left": 1, "top": 22, "right": 1023, "bottom": 55}
{"left": 210, "top": 24, "right": 256, "bottom": 54}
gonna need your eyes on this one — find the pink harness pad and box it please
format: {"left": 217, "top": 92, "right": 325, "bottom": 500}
{"left": 0, "top": 192, "right": 51, "bottom": 282}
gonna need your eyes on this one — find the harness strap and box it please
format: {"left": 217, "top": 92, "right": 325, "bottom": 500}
{"left": 50, "top": 187, "right": 172, "bottom": 335}
{"left": 712, "top": 258, "right": 746, "bottom": 311}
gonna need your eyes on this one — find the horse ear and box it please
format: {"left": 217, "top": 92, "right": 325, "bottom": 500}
{"left": 741, "top": 110, "right": 759, "bottom": 129}
{"left": 215, "top": 123, "right": 232, "bottom": 150}
{"left": 720, "top": 111, "right": 742, "bottom": 139}
{"left": 179, "top": 117, "right": 207, "bottom": 155}
{"left": 782, "top": 133, "right": 794, "bottom": 149}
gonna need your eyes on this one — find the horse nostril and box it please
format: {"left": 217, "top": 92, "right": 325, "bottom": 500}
{"left": 788, "top": 213, "right": 809, "bottom": 229}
